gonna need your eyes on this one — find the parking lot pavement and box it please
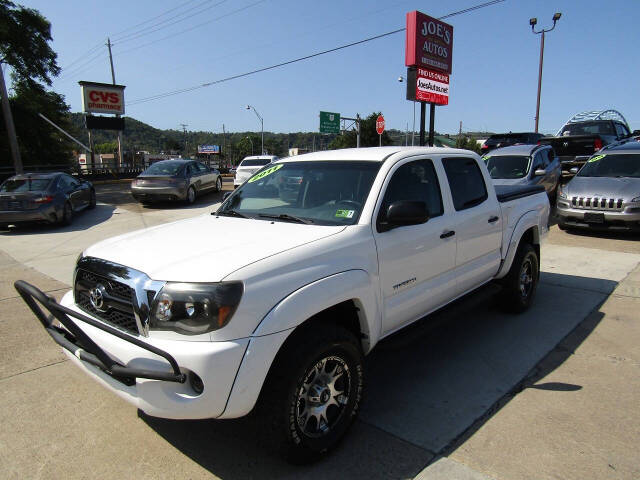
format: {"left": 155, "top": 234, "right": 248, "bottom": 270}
{"left": 0, "top": 182, "right": 639, "bottom": 479}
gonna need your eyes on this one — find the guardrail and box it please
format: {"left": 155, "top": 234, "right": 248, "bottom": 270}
{"left": 0, "top": 162, "right": 146, "bottom": 183}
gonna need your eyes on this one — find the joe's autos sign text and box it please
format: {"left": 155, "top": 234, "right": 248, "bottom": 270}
{"left": 405, "top": 11, "right": 453, "bottom": 75}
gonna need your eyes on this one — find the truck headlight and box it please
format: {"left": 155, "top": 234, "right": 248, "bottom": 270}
{"left": 150, "top": 282, "right": 243, "bottom": 335}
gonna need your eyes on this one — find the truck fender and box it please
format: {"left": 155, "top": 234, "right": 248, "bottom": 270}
{"left": 219, "top": 270, "right": 380, "bottom": 419}
{"left": 495, "top": 210, "right": 541, "bottom": 280}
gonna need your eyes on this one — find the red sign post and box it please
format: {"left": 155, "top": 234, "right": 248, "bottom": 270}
{"left": 376, "top": 115, "right": 385, "bottom": 146}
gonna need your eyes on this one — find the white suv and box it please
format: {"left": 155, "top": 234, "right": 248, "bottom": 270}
{"left": 233, "top": 155, "right": 278, "bottom": 188}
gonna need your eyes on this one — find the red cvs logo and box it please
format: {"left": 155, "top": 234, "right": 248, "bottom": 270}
{"left": 89, "top": 90, "right": 120, "bottom": 103}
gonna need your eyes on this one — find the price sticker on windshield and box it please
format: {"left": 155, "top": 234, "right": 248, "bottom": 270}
{"left": 248, "top": 164, "right": 283, "bottom": 183}
{"left": 335, "top": 209, "right": 355, "bottom": 219}
{"left": 588, "top": 154, "right": 606, "bottom": 163}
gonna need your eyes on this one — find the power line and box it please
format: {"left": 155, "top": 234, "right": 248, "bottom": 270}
{"left": 113, "top": 0, "right": 225, "bottom": 45}
{"left": 127, "top": 0, "right": 504, "bottom": 106}
{"left": 58, "top": 50, "right": 108, "bottom": 81}
{"left": 110, "top": 0, "right": 202, "bottom": 40}
{"left": 114, "top": 0, "right": 265, "bottom": 56}
{"left": 59, "top": 0, "right": 206, "bottom": 72}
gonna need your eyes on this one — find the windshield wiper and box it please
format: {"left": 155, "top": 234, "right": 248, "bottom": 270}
{"left": 214, "top": 209, "right": 249, "bottom": 218}
{"left": 258, "top": 213, "right": 314, "bottom": 224}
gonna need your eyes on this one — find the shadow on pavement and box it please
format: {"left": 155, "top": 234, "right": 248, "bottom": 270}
{"left": 0, "top": 203, "right": 116, "bottom": 235}
{"left": 141, "top": 271, "right": 615, "bottom": 476}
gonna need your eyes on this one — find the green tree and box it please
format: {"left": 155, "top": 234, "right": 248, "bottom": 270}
{"left": 2, "top": 78, "right": 74, "bottom": 167}
{"left": 1, "top": 0, "right": 66, "bottom": 172}
{"left": 328, "top": 112, "right": 393, "bottom": 150}
{"left": 94, "top": 141, "right": 118, "bottom": 154}
{"left": 455, "top": 136, "right": 483, "bottom": 154}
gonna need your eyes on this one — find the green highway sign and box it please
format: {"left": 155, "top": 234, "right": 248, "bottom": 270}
{"left": 319, "top": 111, "right": 340, "bottom": 134}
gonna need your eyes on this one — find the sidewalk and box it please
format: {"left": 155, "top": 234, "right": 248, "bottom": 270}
{"left": 417, "top": 263, "right": 640, "bottom": 480}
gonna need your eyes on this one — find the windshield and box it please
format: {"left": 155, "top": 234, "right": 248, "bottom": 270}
{"left": 217, "top": 161, "right": 381, "bottom": 225}
{"left": 577, "top": 154, "right": 640, "bottom": 178}
{"left": 240, "top": 158, "right": 272, "bottom": 167}
{"left": 143, "top": 161, "right": 185, "bottom": 176}
{"left": 484, "top": 155, "right": 531, "bottom": 179}
{"left": 0, "top": 178, "right": 51, "bottom": 192}
{"left": 560, "top": 121, "right": 614, "bottom": 136}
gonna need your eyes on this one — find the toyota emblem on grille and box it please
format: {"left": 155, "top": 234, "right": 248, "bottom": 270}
{"left": 563, "top": 142, "right": 569, "bottom": 148}
{"left": 89, "top": 284, "right": 107, "bottom": 312}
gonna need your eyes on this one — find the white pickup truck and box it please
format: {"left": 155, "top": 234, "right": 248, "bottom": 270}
{"left": 16, "top": 147, "right": 549, "bottom": 463}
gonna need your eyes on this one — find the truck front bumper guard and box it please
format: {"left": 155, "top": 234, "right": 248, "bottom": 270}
{"left": 14, "top": 280, "right": 186, "bottom": 387}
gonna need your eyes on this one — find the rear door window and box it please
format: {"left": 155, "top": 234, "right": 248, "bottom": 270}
{"left": 443, "top": 157, "right": 488, "bottom": 211}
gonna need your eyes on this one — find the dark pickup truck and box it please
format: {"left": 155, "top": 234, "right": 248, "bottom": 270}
{"left": 541, "top": 117, "right": 632, "bottom": 173}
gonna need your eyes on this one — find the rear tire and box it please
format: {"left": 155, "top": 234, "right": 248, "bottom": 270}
{"left": 88, "top": 189, "right": 96, "bottom": 209}
{"left": 60, "top": 202, "right": 73, "bottom": 226}
{"left": 500, "top": 242, "right": 539, "bottom": 313}
{"left": 256, "top": 323, "right": 364, "bottom": 464}
{"left": 186, "top": 186, "right": 196, "bottom": 204}
{"left": 215, "top": 177, "right": 222, "bottom": 192}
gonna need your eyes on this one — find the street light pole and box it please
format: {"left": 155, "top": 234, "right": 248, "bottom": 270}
{"left": 246, "top": 105, "right": 264, "bottom": 154}
{"left": 530, "top": 12, "right": 561, "bottom": 133}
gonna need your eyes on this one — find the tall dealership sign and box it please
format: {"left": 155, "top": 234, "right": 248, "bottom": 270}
{"left": 405, "top": 11, "right": 453, "bottom": 146}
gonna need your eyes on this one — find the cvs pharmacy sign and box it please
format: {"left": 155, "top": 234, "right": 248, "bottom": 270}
{"left": 79, "top": 81, "right": 126, "bottom": 115}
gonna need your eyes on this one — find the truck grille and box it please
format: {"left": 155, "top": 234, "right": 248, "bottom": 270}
{"left": 571, "top": 196, "right": 624, "bottom": 211}
{"left": 74, "top": 269, "right": 138, "bottom": 334}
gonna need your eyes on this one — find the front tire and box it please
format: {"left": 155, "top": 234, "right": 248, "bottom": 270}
{"left": 257, "top": 324, "right": 364, "bottom": 464}
{"left": 500, "top": 242, "right": 539, "bottom": 313}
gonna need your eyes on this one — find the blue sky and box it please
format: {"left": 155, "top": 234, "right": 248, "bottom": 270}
{"left": 16, "top": 0, "right": 640, "bottom": 136}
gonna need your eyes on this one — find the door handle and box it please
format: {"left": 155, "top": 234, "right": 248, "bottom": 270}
{"left": 488, "top": 216, "right": 499, "bottom": 223}
{"left": 440, "top": 230, "right": 455, "bottom": 239}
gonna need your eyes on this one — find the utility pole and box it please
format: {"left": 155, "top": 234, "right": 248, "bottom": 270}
{"left": 180, "top": 123, "right": 188, "bottom": 155}
{"left": 222, "top": 124, "right": 226, "bottom": 167}
{"left": 106, "top": 38, "right": 123, "bottom": 167}
{"left": 0, "top": 63, "right": 23, "bottom": 173}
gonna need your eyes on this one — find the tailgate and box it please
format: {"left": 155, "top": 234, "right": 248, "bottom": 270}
{"left": 540, "top": 135, "right": 600, "bottom": 158}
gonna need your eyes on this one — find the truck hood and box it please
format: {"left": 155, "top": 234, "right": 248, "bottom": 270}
{"left": 83, "top": 214, "right": 345, "bottom": 282}
{"left": 565, "top": 176, "right": 640, "bottom": 200}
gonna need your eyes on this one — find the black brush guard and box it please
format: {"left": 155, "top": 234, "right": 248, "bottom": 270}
{"left": 14, "top": 280, "right": 186, "bottom": 387}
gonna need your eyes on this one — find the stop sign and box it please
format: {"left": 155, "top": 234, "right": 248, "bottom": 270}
{"left": 376, "top": 115, "right": 385, "bottom": 135}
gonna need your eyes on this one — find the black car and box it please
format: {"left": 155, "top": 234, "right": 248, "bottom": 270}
{"left": 0, "top": 172, "right": 95, "bottom": 229}
{"left": 481, "top": 132, "right": 545, "bottom": 154}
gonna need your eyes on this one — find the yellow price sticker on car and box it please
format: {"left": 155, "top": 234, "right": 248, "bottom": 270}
{"left": 482, "top": 155, "right": 491, "bottom": 161}
{"left": 247, "top": 164, "right": 283, "bottom": 183}
{"left": 588, "top": 154, "right": 606, "bottom": 163}
{"left": 335, "top": 209, "right": 355, "bottom": 219}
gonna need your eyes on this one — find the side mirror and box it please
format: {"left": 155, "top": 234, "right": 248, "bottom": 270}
{"left": 534, "top": 169, "right": 546, "bottom": 176}
{"left": 380, "top": 200, "right": 429, "bottom": 232}
{"left": 570, "top": 167, "right": 579, "bottom": 174}
{"left": 222, "top": 191, "right": 233, "bottom": 201}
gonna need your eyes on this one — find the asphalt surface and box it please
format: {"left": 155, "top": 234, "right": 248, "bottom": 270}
{"left": 0, "top": 180, "right": 638, "bottom": 479}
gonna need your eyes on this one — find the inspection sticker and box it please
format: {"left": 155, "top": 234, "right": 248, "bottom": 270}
{"left": 335, "top": 209, "right": 355, "bottom": 219}
{"left": 247, "top": 164, "right": 283, "bottom": 183}
{"left": 588, "top": 154, "right": 606, "bottom": 163}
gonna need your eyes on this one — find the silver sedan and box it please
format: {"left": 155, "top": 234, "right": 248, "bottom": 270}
{"left": 131, "top": 159, "right": 222, "bottom": 205}
{"left": 556, "top": 141, "right": 640, "bottom": 231}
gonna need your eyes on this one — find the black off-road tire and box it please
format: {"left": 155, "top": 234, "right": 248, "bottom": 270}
{"left": 255, "top": 323, "right": 364, "bottom": 464}
{"left": 500, "top": 242, "right": 539, "bottom": 313}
